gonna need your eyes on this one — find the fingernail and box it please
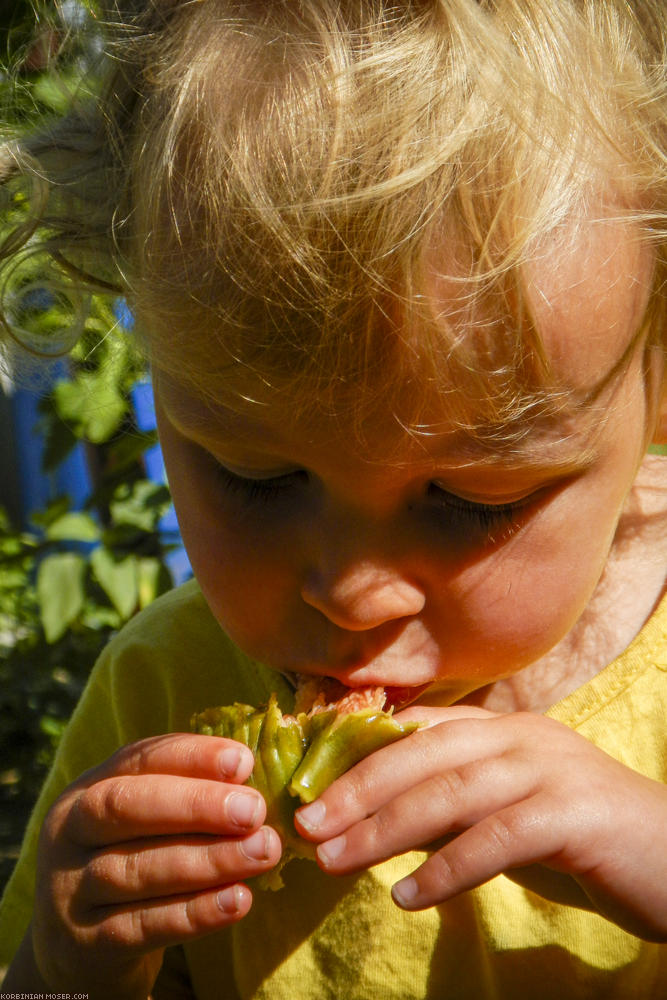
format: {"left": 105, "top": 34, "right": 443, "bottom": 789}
{"left": 240, "top": 827, "right": 272, "bottom": 861}
{"left": 392, "top": 876, "right": 419, "bottom": 908}
{"left": 297, "top": 799, "right": 326, "bottom": 832}
{"left": 219, "top": 747, "right": 243, "bottom": 780}
{"left": 227, "top": 790, "right": 261, "bottom": 828}
{"left": 317, "top": 834, "right": 346, "bottom": 867}
{"left": 217, "top": 884, "right": 243, "bottom": 914}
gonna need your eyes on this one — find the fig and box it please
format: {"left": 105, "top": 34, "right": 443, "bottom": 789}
{"left": 191, "top": 690, "right": 419, "bottom": 888}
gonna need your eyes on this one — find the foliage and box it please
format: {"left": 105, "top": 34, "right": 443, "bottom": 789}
{"left": 0, "top": 1, "right": 185, "bottom": 890}
{"left": 0, "top": 469, "right": 176, "bottom": 784}
{"left": 0, "top": 273, "right": 183, "bottom": 890}
{"left": 0, "top": 1, "right": 101, "bottom": 129}
{"left": 0, "top": 319, "right": 180, "bottom": 856}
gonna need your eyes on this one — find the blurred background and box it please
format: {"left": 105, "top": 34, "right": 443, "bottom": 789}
{"left": 0, "top": 0, "right": 189, "bottom": 890}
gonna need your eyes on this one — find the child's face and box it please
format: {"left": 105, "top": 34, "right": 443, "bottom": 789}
{"left": 154, "top": 220, "right": 658, "bottom": 704}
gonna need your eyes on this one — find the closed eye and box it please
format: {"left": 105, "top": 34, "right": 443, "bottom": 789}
{"left": 426, "top": 483, "right": 528, "bottom": 540}
{"left": 215, "top": 464, "right": 307, "bottom": 502}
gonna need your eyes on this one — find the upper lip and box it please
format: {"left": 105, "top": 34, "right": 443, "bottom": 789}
{"left": 277, "top": 616, "right": 434, "bottom": 687}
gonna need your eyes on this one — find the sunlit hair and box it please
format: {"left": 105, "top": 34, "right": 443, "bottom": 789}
{"left": 1, "top": 0, "right": 666, "bottom": 447}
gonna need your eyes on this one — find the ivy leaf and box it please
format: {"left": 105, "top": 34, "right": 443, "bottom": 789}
{"left": 90, "top": 547, "right": 138, "bottom": 619}
{"left": 36, "top": 552, "right": 86, "bottom": 642}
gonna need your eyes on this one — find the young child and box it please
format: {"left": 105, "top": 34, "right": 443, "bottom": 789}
{"left": 1, "top": 1, "right": 666, "bottom": 996}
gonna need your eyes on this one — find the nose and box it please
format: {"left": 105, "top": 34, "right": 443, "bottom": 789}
{"left": 301, "top": 560, "right": 425, "bottom": 631}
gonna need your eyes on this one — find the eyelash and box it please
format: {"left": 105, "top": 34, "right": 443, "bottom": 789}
{"left": 426, "top": 485, "right": 523, "bottom": 539}
{"left": 215, "top": 464, "right": 525, "bottom": 538}
{"left": 215, "top": 465, "right": 304, "bottom": 502}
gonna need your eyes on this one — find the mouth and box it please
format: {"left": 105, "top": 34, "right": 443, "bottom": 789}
{"left": 282, "top": 671, "right": 430, "bottom": 715}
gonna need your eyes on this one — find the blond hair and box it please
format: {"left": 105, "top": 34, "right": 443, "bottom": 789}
{"left": 2, "top": 0, "right": 666, "bottom": 443}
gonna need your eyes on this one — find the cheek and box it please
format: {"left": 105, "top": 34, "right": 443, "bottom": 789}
{"left": 446, "top": 504, "right": 617, "bottom": 670}
{"left": 168, "top": 475, "right": 303, "bottom": 648}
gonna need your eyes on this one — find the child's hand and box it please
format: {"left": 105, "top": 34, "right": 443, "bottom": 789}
{"left": 295, "top": 707, "right": 667, "bottom": 941}
{"left": 29, "top": 733, "right": 282, "bottom": 998}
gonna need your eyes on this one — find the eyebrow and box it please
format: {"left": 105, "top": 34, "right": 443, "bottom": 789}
{"left": 403, "top": 435, "right": 600, "bottom": 484}
{"left": 161, "top": 374, "right": 602, "bottom": 480}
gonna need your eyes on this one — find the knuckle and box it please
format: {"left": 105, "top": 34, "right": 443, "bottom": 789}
{"left": 57, "top": 788, "right": 93, "bottom": 845}
{"left": 135, "top": 902, "right": 159, "bottom": 944}
{"left": 121, "top": 847, "right": 144, "bottom": 893}
{"left": 126, "top": 739, "right": 158, "bottom": 776}
{"left": 117, "top": 903, "right": 163, "bottom": 951}
{"left": 71, "top": 780, "right": 124, "bottom": 834}
{"left": 360, "top": 809, "right": 393, "bottom": 853}
{"left": 429, "top": 767, "right": 470, "bottom": 804}
{"left": 42, "top": 780, "right": 89, "bottom": 847}
{"left": 183, "top": 895, "right": 203, "bottom": 935}
{"left": 136, "top": 733, "right": 198, "bottom": 774}
{"left": 81, "top": 852, "right": 116, "bottom": 898}
{"left": 94, "top": 913, "right": 139, "bottom": 955}
{"left": 98, "top": 779, "right": 133, "bottom": 830}
{"left": 429, "top": 846, "right": 458, "bottom": 886}
{"left": 204, "top": 841, "right": 229, "bottom": 875}
{"left": 330, "top": 765, "right": 372, "bottom": 815}
{"left": 480, "top": 812, "right": 519, "bottom": 858}
{"left": 41, "top": 796, "right": 69, "bottom": 846}
{"left": 186, "top": 781, "right": 216, "bottom": 825}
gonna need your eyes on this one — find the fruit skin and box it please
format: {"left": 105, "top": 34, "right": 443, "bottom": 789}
{"left": 191, "top": 694, "right": 419, "bottom": 889}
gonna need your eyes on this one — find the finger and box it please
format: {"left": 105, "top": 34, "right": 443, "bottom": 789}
{"left": 65, "top": 775, "right": 266, "bottom": 846}
{"left": 315, "top": 751, "right": 539, "bottom": 874}
{"left": 295, "top": 717, "right": 512, "bottom": 841}
{"left": 80, "top": 828, "right": 282, "bottom": 906}
{"left": 77, "top": 733, "right": 255, "bottom": 788}
{"left": 395, "top": 704, "right": 498, "bottom": 726}
{"left": 391, "top": 795, "right": 564, "bottom": 910}
{"left": 88, "top": 883, "right": 254, "bottom": 953}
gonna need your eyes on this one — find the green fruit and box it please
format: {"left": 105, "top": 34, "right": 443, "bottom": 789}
{"left": 191, "top": 693, "right": 419, "bottom": 888}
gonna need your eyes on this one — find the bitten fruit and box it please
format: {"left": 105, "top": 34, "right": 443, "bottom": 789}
{"left": 191, "top": 687, "right": 419, "bottom": 888}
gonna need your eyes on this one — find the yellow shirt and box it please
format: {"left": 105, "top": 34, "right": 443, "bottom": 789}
{"left": 1, "top": 579, "right": 666, "bottom": 998}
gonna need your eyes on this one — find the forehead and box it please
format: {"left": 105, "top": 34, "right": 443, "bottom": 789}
{"left": 427, "top": 214, "right": 654, "bottom": 396}
{"left": 521, "top": 217, "right": 654, "bottom": 391}
{"left": 152, "top": 214, "right": 654, "bottom": 464}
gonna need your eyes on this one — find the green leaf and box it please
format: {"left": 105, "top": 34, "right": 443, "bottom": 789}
{"left": 106, "top": 430, "right": 159, "bottom": 473}
{"left": 31, "top": 72, "right": 82, "bottom": 114}
{"left": 110, "top": 480, "right": 172, "bottom": 532}
{"left": 137, "top": 556, "right": 171, "bottom": 609}
{"left": 101, "top": 523, "right": 147, "bottom": 550}
{"left": 31, "top": 496, "right": 72, "bottom": 530}
{"left": 38, "top": 409, "right": 79, "bottom": 473}
{"left": 80, "top": 603, "right": 122, "bottom": 631}
{"left": 36, "top": 552, "right": 86, "bottom": 642}
{"left": 90, "top": 547, "right": 138, "bottom": 619}
{"left": 45, "top": 512, "right": 101, "bottom": 543}
{"left": 39, "top": 715, "right": 68, "bottom": 741}
{"left": 53, "top": 372, "right": 127, "bottom": 444}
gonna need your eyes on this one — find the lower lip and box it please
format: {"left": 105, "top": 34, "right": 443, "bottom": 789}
{"left": 382, "top": 683, "right": 431, "bottom": 710}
